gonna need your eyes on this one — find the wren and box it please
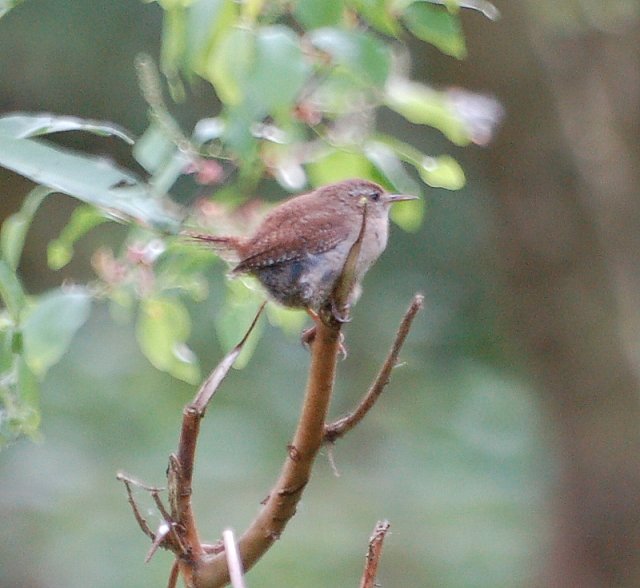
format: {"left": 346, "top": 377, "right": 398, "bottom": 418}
{"left": 191, "top": 178, "right": 417, "bottom": 322}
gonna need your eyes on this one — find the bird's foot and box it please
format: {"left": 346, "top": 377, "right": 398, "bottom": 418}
{"left": 330, "top": 299, "right": 352, "bottom": 324}
{"left": 301, "top": 326, "right": 348, "bottom": 360}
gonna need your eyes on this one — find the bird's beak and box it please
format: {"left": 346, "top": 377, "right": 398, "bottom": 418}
{"left": 387, "top": 193, "right": 419, "bottom": 203}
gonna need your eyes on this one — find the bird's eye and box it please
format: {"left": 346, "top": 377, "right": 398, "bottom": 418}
{"left": 369, "top": 191, "right": 380, "bottom": 201}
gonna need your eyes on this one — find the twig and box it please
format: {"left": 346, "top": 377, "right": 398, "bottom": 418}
{"left": 171, "top": 303, "right": 266, "bottom": 560}
{"left": 359, "top": 520, "right": 391, "bottom": 588}
{"left": 223, "top": 529, "right": 247, "bottom": 588}
{"left": 116, "top": 472, "right": 157, "bottom": 541}
{"left": 324, "top": 294, "right": 424, "bottom": 443}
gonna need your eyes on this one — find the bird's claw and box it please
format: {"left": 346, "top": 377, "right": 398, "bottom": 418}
{"left": 300, "top": 326, "right": 348, "bottom": 360}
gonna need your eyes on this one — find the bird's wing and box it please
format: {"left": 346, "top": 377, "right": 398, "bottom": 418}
{"left": 233, "top": 198, "right": 353, "bottom": 273}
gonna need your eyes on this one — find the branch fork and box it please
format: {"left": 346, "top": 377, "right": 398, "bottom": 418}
{"left": 118, "top": 214, "right": 424, "bottom": 587}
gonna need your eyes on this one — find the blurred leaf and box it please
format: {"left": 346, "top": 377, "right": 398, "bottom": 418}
{"left": 0, "top": 0, "right": 24, "bottom": 18}
{"left": 241, "top": 0, "right": 264, "bottom": 22}
{"left": 160, "top": 6, "right": 187, "bottom": 89}
{"left": 0, "top": 260, "right": 26, "bottom": 322}
{"left": 136, "top": 296, "right": 200, "bottom": 383}
{"left": 0, "top": 134, "right": 180, "bottom": 232}
{"left": 47, "top": 205, "right": 108, "bottom": 270}
{"left": 1, "top": 186, "right": 52, "bottom": 270}
{"left": 385, "top": 79, "right": 471, "bottom": 145}
{"left": 346, "top": 0, "right": 401, "bottom": 36}
{"left": 307, "top": 150, "right": 373, "bottom": 186}
{"left": 364, "top": 141, "right": 422, "bottom": 196}
{"left": 402, "top": 2, "right": 466, "bottom": 58}
{"left": 0, "top": 113, "right": 134, "bottom": 143}
{"left": 308, "top": 28, "right": 391, "bottom": 87}
{"left": 208, "top": 27, "right": 256, "bottom": 105}
{"left": 186, "top": 0, "right": 237, "bottom": 73}
{"left": 419, "top": 155, "right": 465, "bottom": 189}
{"left": 390, "top": 197, "right": 424, "bottom": 231}
{"left": 216, "top": 279, "right": 264, "bottom": 369}
{"left": 249, "top": 26, "right": 311, "bottom": 113}
{"left": 22, "top": 287, "right": 91, "bottom": 379}
{"left": 430, "top": 0, "right": 500, "bottom": 20}
{"left": 266, "top": 304, "right": 307, "bottom": 337}
{"left": 293, "top": 0, "right": 344, "bottom": 29}
{"left": 133, "top": 122, "right": 177, "bottom": 174}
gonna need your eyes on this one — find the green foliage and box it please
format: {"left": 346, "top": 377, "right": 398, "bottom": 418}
{"left": 136, "top": 295, "right": 200, "bottom": 383}
{"left": 0, "top": 0, "right": 498, "bottom": 443}
{"left": 22, "top": 288, "right": 91, "bottom": 379}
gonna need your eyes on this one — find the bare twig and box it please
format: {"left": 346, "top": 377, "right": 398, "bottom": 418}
{"left": 171, "top": 303, "right": 266, "bottom": 561}
{"left": 324, "top": 294, "right": 424, "bottom": 443}
{"left": 223, "top": 529, "right": 247, "bottom": 588}
{"left": 359, "top": 520, "right": 391, "bottom": 588}
{"left": 116, "top": 472, "right": 157, "bottom": 541}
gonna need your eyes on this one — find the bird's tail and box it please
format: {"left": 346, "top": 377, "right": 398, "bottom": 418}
{"left": 182, "top": 230, "right": 243, "bottom": 264}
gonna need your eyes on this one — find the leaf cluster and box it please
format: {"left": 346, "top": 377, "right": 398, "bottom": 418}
{"left": 0, "top": 0, "right": 498, "bottom": 445}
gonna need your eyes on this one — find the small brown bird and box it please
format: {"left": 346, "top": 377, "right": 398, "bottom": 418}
{"left": 190, "top": 178, "right": 417, "bottom": 322}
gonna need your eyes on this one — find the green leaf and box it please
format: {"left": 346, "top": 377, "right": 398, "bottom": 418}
{"left": 216, "top": 279, "right": 264, "bottom": 369}
{"left": 294, "top": 0, "right": 344, "bottom": 29}
{"left": 1, "top": 186, "right": 53, "bottom": 270}
{"left": 0, "top": 0, "right": 24, "bottom": 19}
{"left": 47, "top": 205, "right": 108, "bottom": 270}
{"left": 364, "top": 141, "right": 422, "bottom": 197}
{"left": 133, "top": 122, "right": 177, "bottom": 174}
{"left": 364, "top": 142, "right": 425, "bottom": 231}
{"left": 419, "top": 154, "right": 465, "bottom": 189}
{"left": 402, "top": 2, "right": 467, "bottom": 58}
{"left": 208, "top": 27, "right": 256, "bottom": 105}
{"left": 0, "top": 113, "right": 134, "bottom": 143}
{"left": 308, "top": 28, "right": 391, "bottom": 87}
{"left": 307, "top": 150, "right": 374, "bottom": 186}
{"left": 22, "top": 287, "right": 91, "bottom": 379}
{"left": 136, "top": 296, "right": 200, "bottom": 383}
{"left": 0, "top": 134, "right": 180, "bottom": 232}
{"left": 185, "top": 0, "right": 238, "bottom": 73}
{"left": 346, "top": 0, "right": 401, "bottom": 36}
{"left": 411, "top": 0, "right": 500, "bottom": 20}
{"left": 385, "top": 80, "right": 471, "bottom": 145}
{"left": 249, "top": 26, "right": 312, "bottom": 114}
{"left": 0, "top": 260, "right": 26, "bottom": 322}
{"left": 160, "top": 6, "right": 188, "bottom": 89}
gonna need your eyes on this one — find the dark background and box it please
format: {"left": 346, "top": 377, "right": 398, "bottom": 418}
{"left": 1, "top": 1, "right": 639, "bottom": 586}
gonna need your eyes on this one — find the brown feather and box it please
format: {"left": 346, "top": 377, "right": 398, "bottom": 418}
{"left": 232, "top": 189, "right": 353, "bottom": 273}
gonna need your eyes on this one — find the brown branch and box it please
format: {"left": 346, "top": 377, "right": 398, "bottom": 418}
{"left": 193, "top": 318, "right": 343, "bottom": 587}
{"left": 359, "top": 520, "right": 391, "bottom": 588}
{"left": 167, "top": 559, "right": 180, "bottom": 588}
{"left": 324, "top": 293, "right": 424, "bottom": 443}
{"left": 171, "top": 303, "right": 266, "bottom": 562}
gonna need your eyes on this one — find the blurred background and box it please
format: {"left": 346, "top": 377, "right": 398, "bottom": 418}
{"left": 2, "top": 1, "right": 640, "bottom": 587}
